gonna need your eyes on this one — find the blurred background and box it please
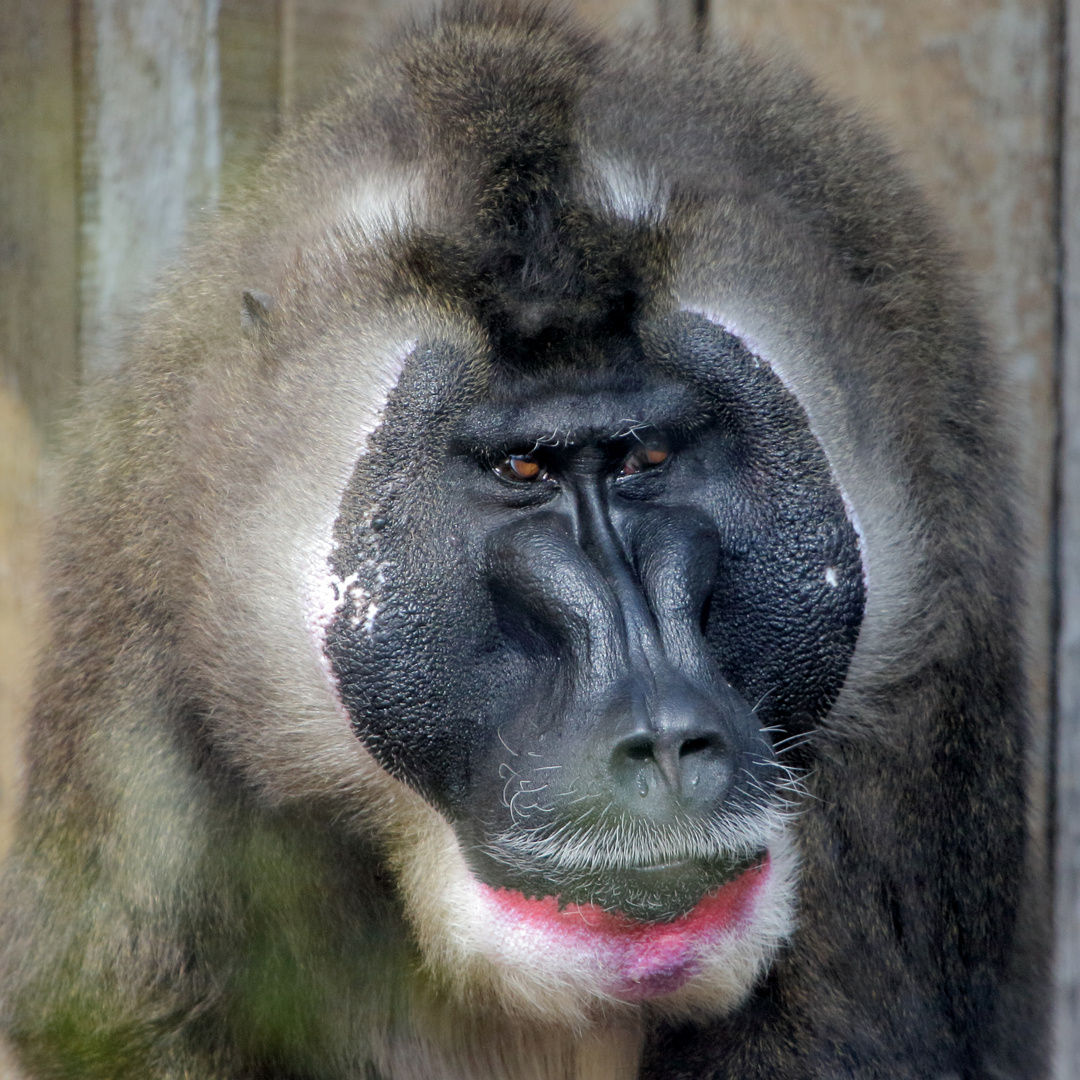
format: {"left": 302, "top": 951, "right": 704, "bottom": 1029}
{"left": 0, "top": 0, "right": 1074, "bottom": 1073}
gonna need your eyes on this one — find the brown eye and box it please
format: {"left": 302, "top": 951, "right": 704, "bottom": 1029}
{"left": 495, "top": 454, "right": 544, "bottom": 482}
{"left": 620, "top": 441, "right": 670, "bottom": 477}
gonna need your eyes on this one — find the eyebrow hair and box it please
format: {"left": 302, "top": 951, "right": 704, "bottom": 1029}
{"left": 456, "top": 386, "right": 698, "bottom": 451}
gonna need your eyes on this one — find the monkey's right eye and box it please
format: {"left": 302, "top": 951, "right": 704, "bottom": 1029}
{"left": 493, "top": 454, "right": 548, "bottom": 483}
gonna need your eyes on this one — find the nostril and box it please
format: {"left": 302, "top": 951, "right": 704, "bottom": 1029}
{"left": 605, "top": 720, "right": 736, "bottom": 810}
{"left": 611, "top": 729, "right": 727, "bottom": 768}
{"left": 699, "top": 593, "right": 713, "bottom": 635}
{"left": 679, "top": 735, "right": 717, "bottom": 758}
{"left": 623, "top": 738, "right": 653, "bottom": 763}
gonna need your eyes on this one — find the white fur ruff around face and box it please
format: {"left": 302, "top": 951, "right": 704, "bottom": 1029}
{"left": 288, "top": 333, "right": 798, "bottom": 1027}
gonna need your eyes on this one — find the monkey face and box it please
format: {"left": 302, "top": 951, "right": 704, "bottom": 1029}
{"left": 305, "top": 310, "right": 864, "bottom": 1017}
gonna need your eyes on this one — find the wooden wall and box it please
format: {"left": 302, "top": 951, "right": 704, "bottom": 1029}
{"left": 0, "top": 0, "right": 1073, "bottom": 1071}
{"left": 1056, "top": 0, "right": 1080, "bottom": 1068}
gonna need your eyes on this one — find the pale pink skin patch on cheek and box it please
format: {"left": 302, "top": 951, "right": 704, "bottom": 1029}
{"left": 480, "top": 857, "right": 770, "bottom": 1001}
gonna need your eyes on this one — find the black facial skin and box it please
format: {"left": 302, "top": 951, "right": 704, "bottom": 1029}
{"left": 325, "top": 313, "right": 864, "bottom": 921}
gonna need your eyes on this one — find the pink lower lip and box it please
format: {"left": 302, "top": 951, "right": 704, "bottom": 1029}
{"left": 481, "top": 856, "right": 769, "bottom": 1000}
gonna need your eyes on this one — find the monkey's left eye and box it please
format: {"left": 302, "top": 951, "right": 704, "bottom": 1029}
{"left": 619, "top": 441, "right": 670, "bottom": 478}
{"left": 493, "top": 454, "right": 549, "bottom": 483}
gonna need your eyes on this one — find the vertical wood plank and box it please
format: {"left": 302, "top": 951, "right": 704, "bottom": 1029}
{"left": 285, "top": 0, "right": 438, "bottom": 120}
{"left": 1055, "top": 0, "right": 1080, "bottom": 1070}
{"left": 218, "top": 0, "right": 280, "bottom": 190}
{"left": 278, "top": 0, "right": 297, "bottom": 128}
{"left": 77, "top": 0, "right": 221, "bottom": 374}
{"left": 0, "top": 0, "right": 79, "bottom": 422}
{"left": 566, "top": 0, "right": 658, "bottom": 29}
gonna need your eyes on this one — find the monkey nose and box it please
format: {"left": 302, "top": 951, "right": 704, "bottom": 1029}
{"left": 603, "top": 681, "right": 735, "bottom": 811}
{"left": 612, "top": 729, "right": 727, "bottom": 796}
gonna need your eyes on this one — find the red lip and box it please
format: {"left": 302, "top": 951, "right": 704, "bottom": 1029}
{"left": 480, "top": 855, "right": 769, "bottom": 1000}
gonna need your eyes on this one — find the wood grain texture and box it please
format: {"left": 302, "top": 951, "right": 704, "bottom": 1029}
{"left": 77, "top": 0, "right": 221, "bottom": 374}
{"left": 1055, "top": 0, "right": 1080, "bottom": 1071}
{"left": 0, "top": 0, "right": 79, "bottom": 424}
